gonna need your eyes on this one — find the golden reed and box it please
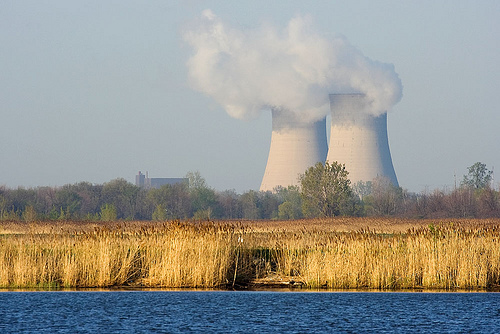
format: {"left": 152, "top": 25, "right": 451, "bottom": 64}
{"left": 0, "top": 219, "right": 499, "bottom": 289}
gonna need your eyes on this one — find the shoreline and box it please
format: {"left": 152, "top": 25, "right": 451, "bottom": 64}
{"left": 0, "top": 285, "right": 498, "bottom": 293}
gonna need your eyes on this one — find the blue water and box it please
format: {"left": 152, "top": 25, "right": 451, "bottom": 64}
{"left": 0, "top": 290, "right": 499, "bottom": 333}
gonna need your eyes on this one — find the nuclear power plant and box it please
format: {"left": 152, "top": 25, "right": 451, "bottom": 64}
{"left": 260, "top": 108, "right": 328, "bottom": 192}
{"left": 185, "top": 12, "right": 403, "bottom": 192}
{"left": 259, "top": 93, "right": 398, "bottom": 191}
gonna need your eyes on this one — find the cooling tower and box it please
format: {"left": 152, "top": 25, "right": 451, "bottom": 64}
{"left": 260, "top": 108, "right": 328, "bottom": 192}
{"left": 327, "top": 93, "right": 398, "bottom": 186}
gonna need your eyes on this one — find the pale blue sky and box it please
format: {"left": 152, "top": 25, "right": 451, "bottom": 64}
{"left": 1, "top": 1, "right": 499, "bottom": 193}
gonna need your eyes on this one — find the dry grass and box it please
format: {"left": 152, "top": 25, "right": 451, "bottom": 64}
{"left": 238, "top": 217, "right": 498, "bottom": 233}
{"left": 0, "top": 218, "right": 499, "bottom": 290}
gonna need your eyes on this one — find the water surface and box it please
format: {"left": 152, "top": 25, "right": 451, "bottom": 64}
{"left": 0, "top": 290, "right": 499, "bottom": 333}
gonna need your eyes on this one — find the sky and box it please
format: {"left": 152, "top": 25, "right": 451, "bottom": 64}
{"left": 1, "top": 0, "right": 499, "bottom": 193}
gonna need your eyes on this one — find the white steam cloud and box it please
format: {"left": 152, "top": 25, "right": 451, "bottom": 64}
{"left": 184, "top": 10, "right": 402, "bottom": 122}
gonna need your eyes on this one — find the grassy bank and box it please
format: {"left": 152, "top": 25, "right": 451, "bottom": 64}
{"left": 0, "top": 219, "right": 499, "bottom": 290}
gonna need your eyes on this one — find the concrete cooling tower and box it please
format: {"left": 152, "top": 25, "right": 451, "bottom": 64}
{"left": 260, "top": 108, "right": 328, "bottom": 192}
{"left": 327, "top": 93, "right": 398, "bottom": 186}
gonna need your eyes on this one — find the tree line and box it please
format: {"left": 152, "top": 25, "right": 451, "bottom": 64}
{"left": 1, "top": 162, "right": 498, "bottom": 222}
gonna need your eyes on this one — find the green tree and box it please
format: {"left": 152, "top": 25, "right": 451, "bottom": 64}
{"left": 152, "top": 204, "right": 167, "bottom": 221}
{"left": 278, "top": 202, "right": 295, "bottom": 220}
{"left": 55, "top": 185, "right": 82, "bottom": 219}
{"left": 32, "top": 186, "right": 56, "bottom": 219}
{"left": 216, "top": 190, "right": 242, "bottom": 219}
{"left": 186, "top": 171, "right": 217, "bottom": 219}
{"left": 147, "top": 183, "right": 191, "bottom": 219}
{"left": 22, "top": 205, "right": 37, "bottom": 222}
{"left": 258, "top": 191, "right": 280, "bottom": 219}
{"left": 240, "top": 190, "right": 259, "bottom": 219}
{"left": 72, "top": 182, "right": 102, "bottom": 217}
{"left": 461, "top": 162, "right": 493, "bottom": 189}
{"left": 100, "top": 204, "right": 117, "bottom": 221}
{"left": 101, "top": 179, "right": 140, "bottom": 219}
{"left": 299, "top": 162, "right": 354, "bottom": 217}
{"left": 0, "top": 191, "right": 8, "bottom": 220}
{"left": 6, "top": 187, "right": 37, "bottom": 216}
{"left": 276, "top": 185, "right": 302, "bottom": 220}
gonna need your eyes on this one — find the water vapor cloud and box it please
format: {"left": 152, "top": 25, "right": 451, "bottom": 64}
{"left": 184, "top": 10, "right": 402, "bottom": 122}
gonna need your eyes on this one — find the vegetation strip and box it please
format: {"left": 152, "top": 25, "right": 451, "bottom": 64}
{"left": 0, "top": 219, "right": 499, "bottom": 290}
{"left": 1, "top": 162, "right": 498, "bottom": 222}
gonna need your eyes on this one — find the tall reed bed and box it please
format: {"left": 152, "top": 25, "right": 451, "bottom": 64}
{"left": 265, "top": 226, "right": 500, "bottom": 289}
{"left": 0, "top": 220, "right": 499, "bottom": 289}
{"left": 0, "top": 222, "right": 237, "bottom": 288}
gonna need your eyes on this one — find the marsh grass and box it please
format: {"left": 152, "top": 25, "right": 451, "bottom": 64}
{"left": 0, "top": 219, "right": 499, "bottom": 289}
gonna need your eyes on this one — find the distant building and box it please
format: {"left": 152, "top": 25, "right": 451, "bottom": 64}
{"left": 136, "top": 172, "right": 146, "bottom": 188}
{"left": 135, "top": 171, "right": 188, "bottom": 189}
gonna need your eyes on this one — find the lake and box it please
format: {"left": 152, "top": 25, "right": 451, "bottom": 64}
{"left": 0, "top": 290, "right": 499, "bottom": 333}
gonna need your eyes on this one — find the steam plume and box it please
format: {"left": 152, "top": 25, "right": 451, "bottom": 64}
{"left": 184, "top": 10, "right": 402, "bottom": 122}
